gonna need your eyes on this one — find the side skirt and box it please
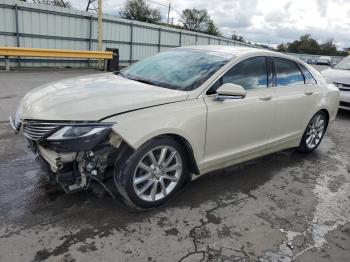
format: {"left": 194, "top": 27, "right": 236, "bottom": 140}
{"left": 195, "top": 137, "right": 300, "bottom": 178}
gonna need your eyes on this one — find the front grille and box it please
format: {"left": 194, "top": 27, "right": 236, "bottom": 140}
{"left": 340, "top": 101, "right": 350, "bottom": 108}
{"left": 334, "top": 83, "right": 350, "bottom": 91}
{"left": 23, "top": 121, "right": 61, "bottom": 141}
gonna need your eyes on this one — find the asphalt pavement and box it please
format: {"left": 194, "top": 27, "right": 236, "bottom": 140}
{"left": 0, "top": 67, "right": 349, "bottom": 262}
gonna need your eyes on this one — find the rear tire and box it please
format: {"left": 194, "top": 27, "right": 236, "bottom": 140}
{"left": 114, "top": 137, "right": 188, "bottom": 210}
{"left": 298, "top": 111, "right": 327, "bottom": 152}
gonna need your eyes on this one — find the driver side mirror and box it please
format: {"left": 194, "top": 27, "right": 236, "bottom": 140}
{"left": 214, "top": 83, "right": 246, "bottom": 101}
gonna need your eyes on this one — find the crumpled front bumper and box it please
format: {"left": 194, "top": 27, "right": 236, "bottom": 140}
{"left": 36, "top": 144, "right": 76, "bottom": 173}
{"left": 9, "top": 115, "right": 21, "bottom": 134}
{"left": 9, "top": 115, "right": 123, "bottom": 193}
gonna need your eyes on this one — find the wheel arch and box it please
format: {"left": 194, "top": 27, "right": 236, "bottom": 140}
{"left": 319, "top": 108, "right": 330, "bottom": 129}
{"left": 307, "top": 108, "right": 330, "bottom": 132}
{"left": 151, "top": 133, "right": 200, "bottom": 176}
{"left": 298, "top": 108, "right": 330, "bottom": 153}
{"left": 117, "top": 132, "right": 200, "bottom": 176}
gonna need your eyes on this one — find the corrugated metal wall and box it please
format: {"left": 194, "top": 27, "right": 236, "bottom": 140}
{"left": 0, "top": 0, "right": 257, "bottom": 68}
{"left": 0, "top": 0, "right": 344, "bottom": 68}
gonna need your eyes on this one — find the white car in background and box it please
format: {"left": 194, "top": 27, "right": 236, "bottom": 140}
{"left": 317, "top": 56, "right": 332, "bottom": 65}
{"left": 322, "top": 56, "right": 350, "bottom": 110}
{"left": 10, "top": 46, "right": 340, "bottom": 210}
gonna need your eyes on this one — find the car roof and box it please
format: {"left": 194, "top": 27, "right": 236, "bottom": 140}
{"left": 177, "top": 45, "right": 277, "bottom": 57}
{"left": 175, "top": 45, "right": 308, "bottom": 67}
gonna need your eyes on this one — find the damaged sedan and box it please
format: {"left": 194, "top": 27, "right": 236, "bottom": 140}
{"left": 10, "top": 46, "right": 339, "bottom": 209}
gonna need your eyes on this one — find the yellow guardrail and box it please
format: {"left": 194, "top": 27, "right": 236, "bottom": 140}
{"left": 0, "top": 46, "right": 113, "bottom": 59}
{"left": 0, "top": 46, "right": 113, "bottom": 70}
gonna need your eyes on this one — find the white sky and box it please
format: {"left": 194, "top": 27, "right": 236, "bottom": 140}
{"left": 70, "top": 0, "right": 350, "bottom": 49}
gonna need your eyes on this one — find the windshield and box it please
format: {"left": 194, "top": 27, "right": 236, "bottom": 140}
{"left": 335, "top": 56, "right": 350, "bottom": 70}
{"left": 117, "top": 49, "right": 231, "bottom": 91}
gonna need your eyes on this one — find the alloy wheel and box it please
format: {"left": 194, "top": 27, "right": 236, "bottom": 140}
{"left": 133, "top": 146, "right": 182, "bottom": 202}
{"left": 305, "top": 113, "right": 325, "bottom": 149}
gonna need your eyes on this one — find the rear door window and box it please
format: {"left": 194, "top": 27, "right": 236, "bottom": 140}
{"left": 274, "top": 57, "right": 304, "bottom": 86}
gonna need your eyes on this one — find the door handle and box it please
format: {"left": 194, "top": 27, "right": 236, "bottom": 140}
{"left": 304, "top": 91, "right": 314, "bottom": 96}
{"left": 259, "top": 95, "right": 272, "bottom": 101}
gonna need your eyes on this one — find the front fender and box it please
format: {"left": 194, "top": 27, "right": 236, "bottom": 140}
{"left": 102, "top": 99, "right": 207, "bottom": 165}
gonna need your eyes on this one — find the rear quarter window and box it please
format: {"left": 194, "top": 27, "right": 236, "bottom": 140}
{"left": 299, "top": 64, "right": 317, "bottom": 84}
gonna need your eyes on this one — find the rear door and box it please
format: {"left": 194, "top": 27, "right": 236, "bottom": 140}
{"left": 271, "top": 57, "right": 318, "bottom": 141}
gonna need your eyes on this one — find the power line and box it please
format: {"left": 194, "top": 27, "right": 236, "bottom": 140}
{"left": 169, "top": 6, "right": 182, "bottom": 15}
{"left": 144, "top": 0, "right": 182, "bottom": 24}
{"left": 144, "top": 0, "right": 182, "bottom": 15}
{"left": 144, "top": 0, "right": 169, "bottom": 8}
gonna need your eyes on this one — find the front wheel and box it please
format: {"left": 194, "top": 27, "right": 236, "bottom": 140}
{"left": 298, "top": 111, "right": 327, "bottom": 152}
{"left": 114, "top": 137, "right": 188, "bottom": 209}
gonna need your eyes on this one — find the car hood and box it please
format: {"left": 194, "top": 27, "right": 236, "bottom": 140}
{"left": 321, "top": 68, "right": 350, "bottom": 85}
{"left": 19, "top": 73, "right": 188, "bottom": 121}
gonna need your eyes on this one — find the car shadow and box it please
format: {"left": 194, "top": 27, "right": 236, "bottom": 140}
{"left": 336, "top": 108, "right": 350, "bottom": 120}
{"left": 20, "top": 147, "right": 317, "bottom": 228}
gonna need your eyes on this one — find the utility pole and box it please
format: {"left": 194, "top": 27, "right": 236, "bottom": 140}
{"left": 98, "top": 0, "right": 103, "bottom": 69}
{"left": 167, "top": 2, "right": 171, "bottom": 24}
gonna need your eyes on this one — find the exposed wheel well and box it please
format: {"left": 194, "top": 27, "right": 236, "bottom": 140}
{"left": 115, "top": 134, "right": 200, "bottom": 176}
{"left": 319, "top": 109, "right": 330, "bottom": 129}
{"left": 154, "top": 134, "right": 200, "bottom": 175}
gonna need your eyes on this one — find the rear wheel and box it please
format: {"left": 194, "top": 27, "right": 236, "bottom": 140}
{"left": 114, "top": 137, "right": 188, "bottom": 209}
{"left": 299, "top": 111, "right": 327, "bottom": 152}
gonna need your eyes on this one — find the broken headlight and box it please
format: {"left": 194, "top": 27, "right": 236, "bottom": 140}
{"left": 46, "top": 123, "right": 113, "bottom": 152}
{"left": 47, "top": 125, "right": 111, "bottom": 140}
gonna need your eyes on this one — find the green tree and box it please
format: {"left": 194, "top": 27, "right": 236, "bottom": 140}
{"left": 206, "top": 19, "right": 222, "bottom": 36}
{"left": 85, "top": 0, "right": 97, "bottom": 12}
{"left": 232, "top": 33, "right": 244, "bottom": 42}
{"left": 277, "top": 43, "right": 288, "bottom": 52}
{"left": 277, "top": 34, "right": 347, "bottom": 56}
{"left": 319, "top": 39, "right": 337, "bottom": 56}
{"left": 120, "top": 0, "right": 161, "bottom": 23}
{"left": 287, "top": 34, "right": 320, "bottom": 54}
{"left": 29, "top": 0, "right": 72, "bottom": 8}
{"left": 180, "top": 9, "right": 210, "bottom": 31}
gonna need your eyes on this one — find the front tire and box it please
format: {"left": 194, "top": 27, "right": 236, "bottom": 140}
{"left": 298, "top": 111, "right": 327, "bottom": 152}
{"left": 114, "top": 137, "right": 188, "bottom": 209}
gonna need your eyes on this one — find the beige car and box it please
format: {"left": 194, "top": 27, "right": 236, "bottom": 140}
{"left": 10, "top": 46, "right": 339, "bottom": 209}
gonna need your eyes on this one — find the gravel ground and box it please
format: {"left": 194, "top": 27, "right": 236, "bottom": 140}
{"left": 0, "top": 68, "right": 349, "bottom": 262}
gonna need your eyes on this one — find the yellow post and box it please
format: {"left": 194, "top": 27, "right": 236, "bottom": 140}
{"left": 98, "top": 0, "right": 103, "bottom": 69}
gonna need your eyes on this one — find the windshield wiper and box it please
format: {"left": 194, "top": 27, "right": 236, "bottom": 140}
{"left": 129, "top": 77, "right": 156, "bottom": 86}
{"left": 115, "top": 71, "right": 127, "bottom": 77}
{"left": 117, "top": 74, "right": 174, "bottom": 89}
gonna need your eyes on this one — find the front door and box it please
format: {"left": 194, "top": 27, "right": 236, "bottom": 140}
{"left": 203, "top": 56, "right": 276, "bottom": 168}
